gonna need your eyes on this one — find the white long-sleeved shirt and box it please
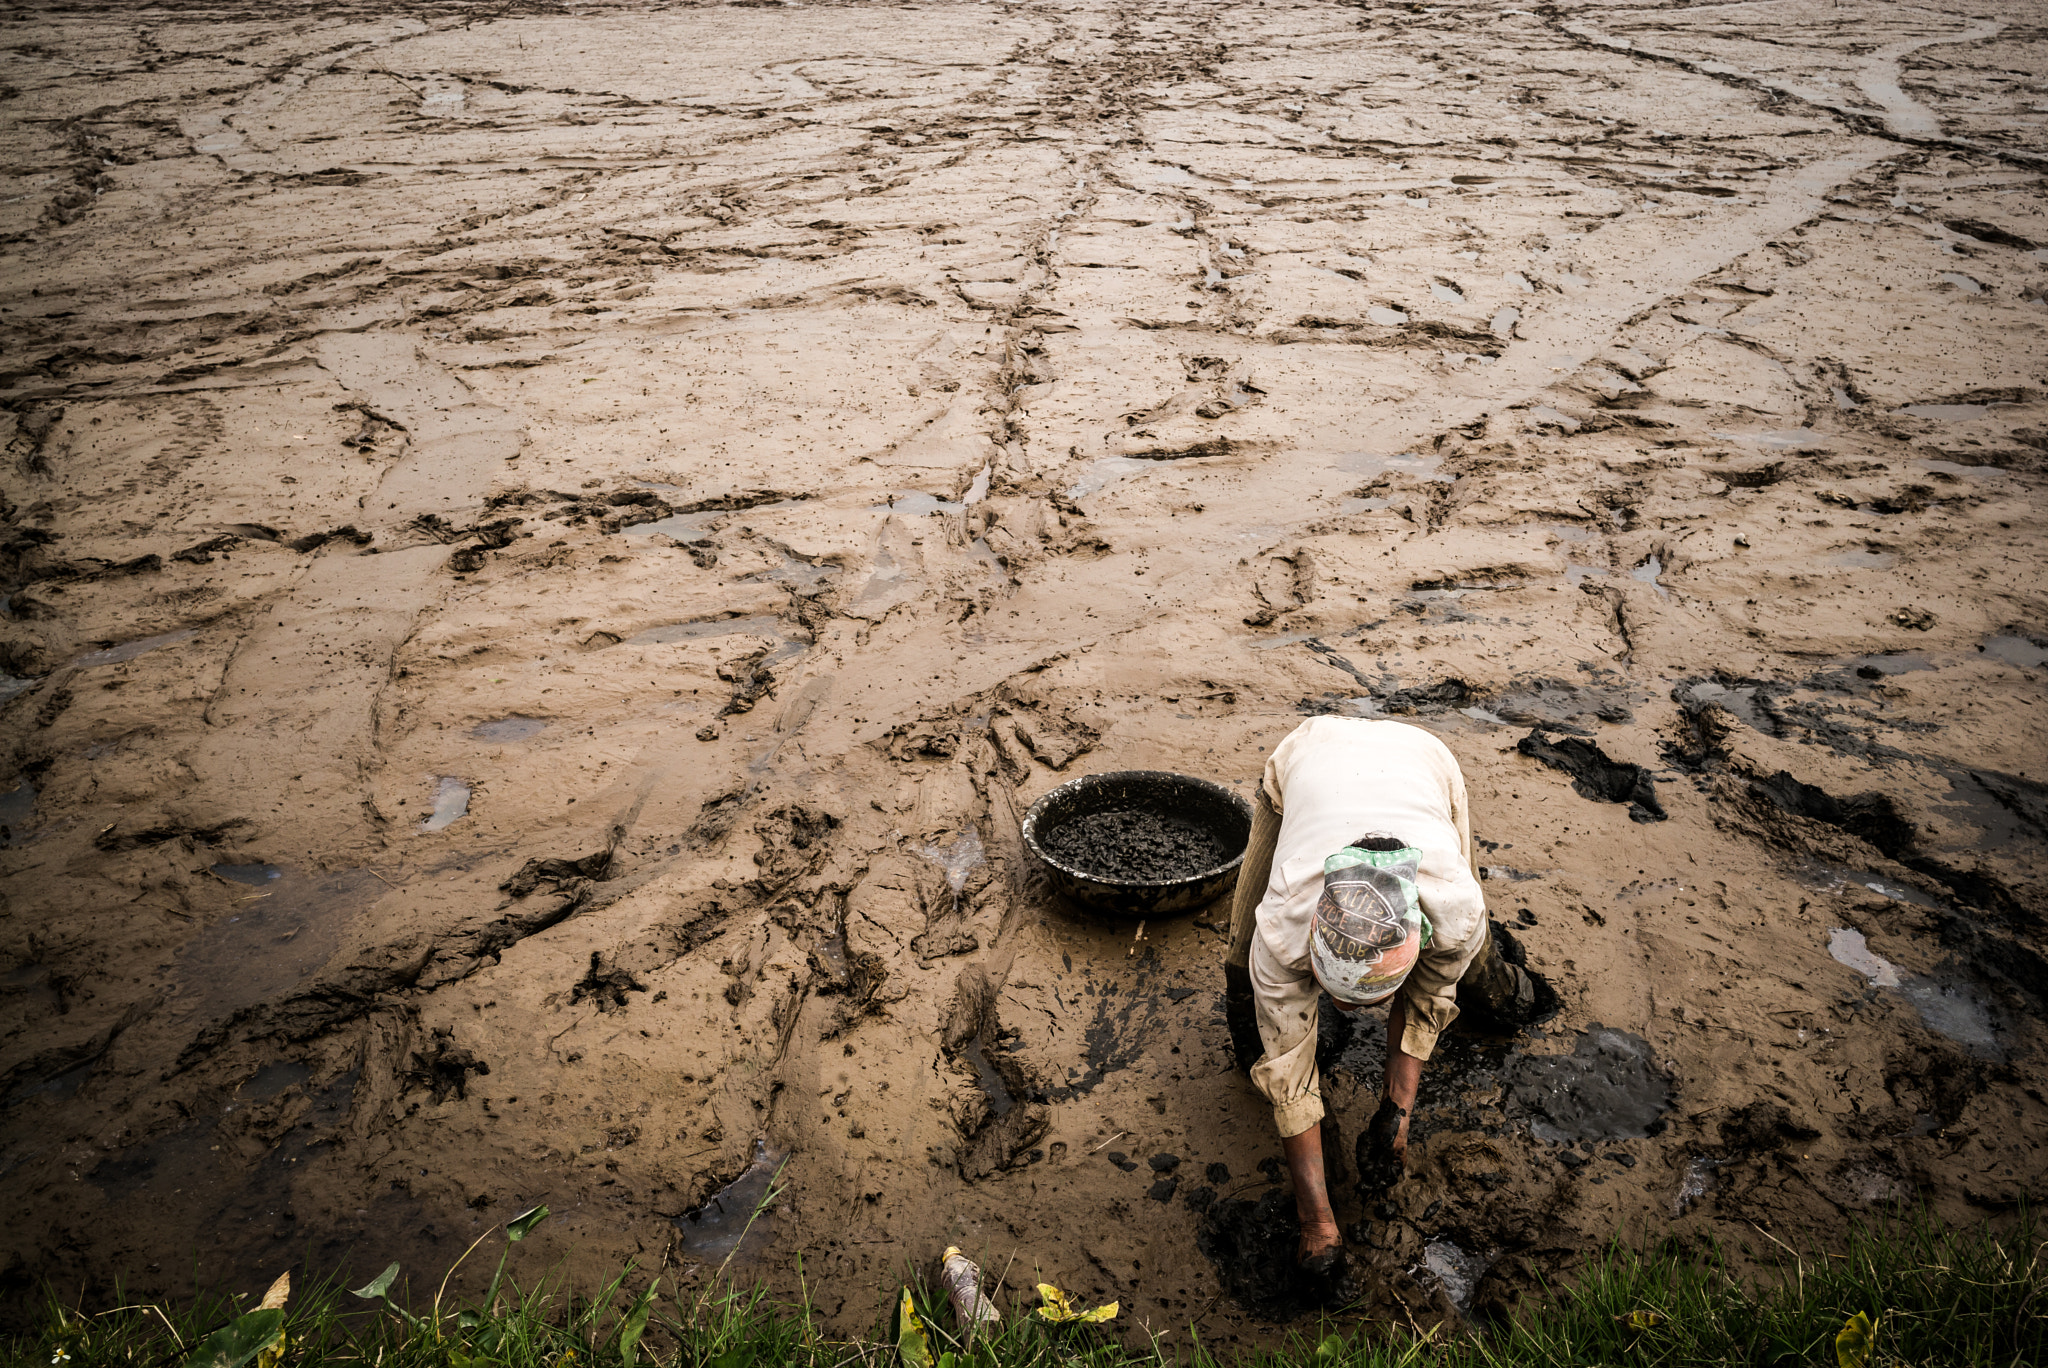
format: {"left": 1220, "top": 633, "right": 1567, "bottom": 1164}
{"left": 1248, "top": 716, "right": 1489, "bottom": 1137}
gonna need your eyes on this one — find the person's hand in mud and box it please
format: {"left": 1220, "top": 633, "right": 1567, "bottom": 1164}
{"left": 1356, "top": 997, "right": 1424, "bottom": 1196}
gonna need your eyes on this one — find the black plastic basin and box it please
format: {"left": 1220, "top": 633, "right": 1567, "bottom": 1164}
{"left": 1021, "top": 769, "right": 1253, "bottom": 918}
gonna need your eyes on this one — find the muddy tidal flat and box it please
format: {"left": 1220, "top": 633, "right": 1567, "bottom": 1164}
{"left": 2, "top": 0, "right": 2045, "bottom": 1346}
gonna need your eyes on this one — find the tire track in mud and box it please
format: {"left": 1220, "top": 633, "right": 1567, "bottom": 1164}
{"left": 189, "top": 334, "right": 520, "bottom": 843}
{"left": 804, "top": 51, "right": 1896, "bottom": 746}
{"left": 177, "top": 21, "right": 435, "bottom": 172}
{"left": 1545, "top": 7, "right": 2042, "bottom": 170}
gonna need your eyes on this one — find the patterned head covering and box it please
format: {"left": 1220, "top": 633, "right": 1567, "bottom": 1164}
{"left": 1309, "top": 835, "right": 1431, "bottom": 1006}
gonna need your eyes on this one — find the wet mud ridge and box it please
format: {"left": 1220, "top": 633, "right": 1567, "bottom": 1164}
{"left": 0, "top": 0, "right": 2045, "bottom": 1350}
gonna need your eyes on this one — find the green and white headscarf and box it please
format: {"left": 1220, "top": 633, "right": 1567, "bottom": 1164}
{"left": 1310, "top": 836, "right": 1431, "bottom": 1006}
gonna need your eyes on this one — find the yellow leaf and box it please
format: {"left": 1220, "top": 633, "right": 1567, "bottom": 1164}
{"left": 1034, "top": 1283, "right": 1117, "bottom": 1324}
{"left": 1627, "top": 1310, "right": 1665, "bottom": 1331}
{"left": 897, "top": 1286, "right": 932, "bottom": 1368}
{"left": 1836, "top": 1311, "right": 1878, "bottom": 1368}
{"left": 258, "top": 1273, "right": 290, "bottom": 1312}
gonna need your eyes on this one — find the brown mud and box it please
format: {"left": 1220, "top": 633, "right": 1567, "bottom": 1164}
{"left": 2, "top": 0, "right": 2046, "bottom": 1352}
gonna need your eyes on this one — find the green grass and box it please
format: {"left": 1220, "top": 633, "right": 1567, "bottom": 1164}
{"left": 6, "top": 1208, "right": 2040, "bottom": 1368}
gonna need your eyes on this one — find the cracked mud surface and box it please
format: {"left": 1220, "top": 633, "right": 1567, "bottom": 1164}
{"left": 2, "top": 0, "right": 2045, "bottom": 1348}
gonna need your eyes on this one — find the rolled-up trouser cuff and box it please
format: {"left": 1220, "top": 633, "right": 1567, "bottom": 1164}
{"left": 1250, "top": 1014, "right": 1323, "bottom": 1138}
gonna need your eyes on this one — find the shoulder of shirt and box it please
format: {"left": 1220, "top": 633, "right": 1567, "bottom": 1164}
{"left": 1297, "top": 715, "right": 1452, "bottom": 753}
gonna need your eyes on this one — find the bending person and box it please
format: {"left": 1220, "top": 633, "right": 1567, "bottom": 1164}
{"left": 1225, "top": 715, "right": 1535, "bottom": 1278}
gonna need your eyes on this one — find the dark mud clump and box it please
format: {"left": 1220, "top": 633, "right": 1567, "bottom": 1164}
{"left": 1516, "top": 729, "right": 1666, "bottom": 822}
{"left": 1510, "top": 1024, "right": 1671, "bottom": 1144}
{"left": 1747, "top": 769, "right": 1915, "bottom": 857}
{"left": 1197, "top": 1189, "right": 1326, "bottom": 1319}
{"left": 1041, "top": 808, "right": 1227, "bottom": 881}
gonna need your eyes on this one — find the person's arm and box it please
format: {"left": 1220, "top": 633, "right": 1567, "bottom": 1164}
{"left": 1282, "top": 1126, "right": 1342, "bottom": 1264}
{"left": 1359, "top": 994, "right": 1425, "bottom": 1192}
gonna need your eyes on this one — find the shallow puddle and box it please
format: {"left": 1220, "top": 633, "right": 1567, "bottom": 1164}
{"left": 1673, "top": 1154, "right": 1721, "bottom": 1216}
{"left": 1422, "top": 1237, "right": 1491, "bottom": 1313}
{"left": 421, "top": 777, "right": 470, "bottom": 831}
{"left": 1429, "top": 281, "right": 1464, "bottom": 304}
{"left": 1065, "top": 456, "right": 1156, "bottom": 500}
{"left": 959, "top": 1036, "right": 1014, "bottom": 1118}
{"left": 72, "top": 628, "right": 198, "bottom": 668}
{"left": 1982, "top": 634, "right": 2048, "bottom": 670}
{"left": 0, "top": 780, "right": 34, "bottom": 845}
{"left": 623, "top": 615, "right": 789, "bottom": 647}
{"left": 419, "top": 76, "right": 467, "bottom": 114}
{"left": 472, "top": 716, "right": 546, "bottom": 742}
{"left": 919, "top": 829, "right": 986, "bottom": 906}
{"left": 1916, "top": 459, "right": 2003, "bottom": 479}
{"left": 1333, "top": 450, "right": 1449, "bottom": 483}
{"left": 1827, "top": 652, "right": 1932, "bottom": 683}
{"left": 1489, "top": 306, "right": 1519, "bottom": 338}
{"left": 1366, "top": 305, "right": 1408, "bottom": 325}
{"left": 629, "top": 511, "right": 719, "bottom": 542}
{"left": 1937, "top": 272, "right": 1984, "bottom": 295}
{"left": 1713, "top": 428, "right": 1829, "bottom": 452}
{"left": 212, "top": 862, "right": 283, "bottom": 887}
{"left": 1806, "top": 866, "right": 1941, "bottom": 908}
{"left": 674, "top": 1140, "right": 786, "bottom": 1261}
{"left": 240, "top": 1060, "right": 312, "bottom": 1101}
{"left": 740, "top": 553, "right": 839, "bottom": 592}
{"left": 1629, "top": 554, "right": 1669, "bottom": 598}
{"left": 177, "top": 868, "right": 381, "bottom": 1024}
{"left": 1827, "top": 928, "right": 2002, "bottom": 1057}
